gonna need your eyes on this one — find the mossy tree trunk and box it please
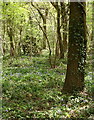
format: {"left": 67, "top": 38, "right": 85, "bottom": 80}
{"left": 63, "top": 2, "right": 87, "bottom": 93}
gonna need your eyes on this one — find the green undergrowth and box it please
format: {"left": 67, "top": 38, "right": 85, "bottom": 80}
{"left": 2, "top": 56, "right": 94, "bottom": 119}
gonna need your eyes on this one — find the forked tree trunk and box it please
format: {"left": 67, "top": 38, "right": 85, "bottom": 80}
{"left": 63, "top": 2, "right": 87, "bottom": 93}
{"left": 31, "top": 3, "right": 48, "bottom": 49}
{"left": 51, "top": 2, "right": 64, "bottom": 59}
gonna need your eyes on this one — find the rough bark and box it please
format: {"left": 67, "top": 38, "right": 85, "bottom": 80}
{"left": 63, "top": 2, "right": 87, "bottom": 93}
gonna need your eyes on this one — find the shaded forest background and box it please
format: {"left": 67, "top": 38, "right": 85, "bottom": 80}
{"left": 1, "top": 1, "right": 94, "bottom": 119}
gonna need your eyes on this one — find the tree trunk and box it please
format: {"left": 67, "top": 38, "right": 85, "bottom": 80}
{"left": 7, "top": 18, "right": 15, "bottom": 56}
{"left": 43, "top": 17, "right": 46, "bottom": 49}
{"left": 43, "top": 9, "right": 48, "bottom": 49}
{"left": 7, "top": 26, "right": 15, "bottom": 56}
{"left": 57, "top": 5, "right": 64, "bottom": 59}
{"left": 18, "top": 28, "right": 22, "bottom": 56}
{"left": 51, "top": 2, "right": 64, "bottom": 59}
{"left": 91, "top": 2, "right": 94, "bottom": 80}
{"left": 55, "top": 39, "right": 60, "bottom": 57}
{"left": 63, "top": 2, "right": 87, "bottom": 93}
{"left": 10, "top": 35, "right": 14, "bottom": 56}
{"left": 61, "top": 2, "right": 68, "bottom": 58}
{"left": 2, "top": 20, "right": 6, "bottom": 56}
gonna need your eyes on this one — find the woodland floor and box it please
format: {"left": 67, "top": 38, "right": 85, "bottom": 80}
{"left": 2, "top": 54, "right": 94, "bottom": 119}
